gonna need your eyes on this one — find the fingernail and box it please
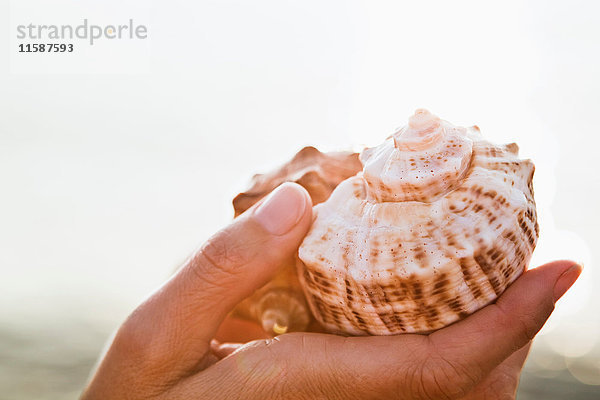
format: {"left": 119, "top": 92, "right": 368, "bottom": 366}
{"left": 254, "top": 183, "right": 308, "bottom": 235}
{"left": 553, "top": 263, "right": 583, "bottom": 302}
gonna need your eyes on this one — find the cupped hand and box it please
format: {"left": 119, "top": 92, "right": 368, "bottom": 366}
{"left": 81, "top": 183, "right": 581, "bottom": 400}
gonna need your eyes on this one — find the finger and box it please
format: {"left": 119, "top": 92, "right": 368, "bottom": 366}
{"left": 429, "top": 260, "right": 582, "bottom": 381}
{"left": 172, "top": 332, "right": 431, "bottom": 400}
{"left": 210, "top": 340, "right": 243, "bottom": 359}
{"left": 457, "top": 342, "right": 531, "bottom": 400}
{"left": 89, "top": 183, "right": 312, "bottom": 389}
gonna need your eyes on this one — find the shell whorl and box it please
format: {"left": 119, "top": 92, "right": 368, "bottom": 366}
{"left": 298, "top": 110, "right": 538, "bottom": 336}
{"left": 361, "top": 109, "right": 474, "bottom": 203}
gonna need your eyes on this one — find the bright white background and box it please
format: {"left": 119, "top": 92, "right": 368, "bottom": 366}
{"left": 0, "top": 0, "right": 599, "bottom": 397}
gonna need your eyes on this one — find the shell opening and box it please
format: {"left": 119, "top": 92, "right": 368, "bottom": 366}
{"left": 261, "top": 309, "right": 291, "bottom": 335}
{"left": 273, "top": 322, "right": 289, "bottom": 335}
{"left": 257, "top": 290, "right": 310, "bottom": 335}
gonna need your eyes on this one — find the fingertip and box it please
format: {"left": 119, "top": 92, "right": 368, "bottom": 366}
{"left": 210, "top": 340, "right": 243, "bottom": 359}
{"left": 521, "top": 260, "right": 581, "bottom": 301}
{"left": 529, "top": 259, "right": 579, "bottom": 271}
{"left": 553, "top": 262, "right": 583, "bottom": 302}
{"left": 286, "top": 182, "right": 313, "bottom": 224}
{"left": 253, "top": 182, "right": 312, "bottom": 236}
{"left": 493, "top": 260, "right": 580, "bottom": 312}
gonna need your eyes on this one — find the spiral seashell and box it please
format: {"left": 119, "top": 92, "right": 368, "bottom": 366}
{"left": 231, "top": 147, "right": 362, "bottom": 334}
{"left": 297, "top": 109, "right": 538, "bottom": 335}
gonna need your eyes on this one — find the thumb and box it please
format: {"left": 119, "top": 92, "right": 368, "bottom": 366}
{"left": 184, "top": 182, "right": 313, "bottom": 330}
{"left": 103, "top": 183, "right": 312, "bottom": 384}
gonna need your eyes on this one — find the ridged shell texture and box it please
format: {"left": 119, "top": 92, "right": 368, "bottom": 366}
{"left": 298, "top": 109, "right": 538, "bottom": 335}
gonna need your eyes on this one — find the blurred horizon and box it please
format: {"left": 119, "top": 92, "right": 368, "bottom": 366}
{"left": 1, "top": 0, "right": 599, "bottom": 398}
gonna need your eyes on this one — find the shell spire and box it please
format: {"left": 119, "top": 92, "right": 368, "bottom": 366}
{"left": 393, "top": 109, "right": 443, "bottom": 151}
{"left": 361, "top": 109, "right": 474, "bottom": 203}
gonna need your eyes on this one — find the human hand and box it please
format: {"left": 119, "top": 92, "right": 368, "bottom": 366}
{"left": 81, "top": 182, "right": 581, "bottom": 400}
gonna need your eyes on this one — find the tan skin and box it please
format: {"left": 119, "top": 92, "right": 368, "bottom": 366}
{"left": 82, "top": 183, "right": 582, "bottom": 400}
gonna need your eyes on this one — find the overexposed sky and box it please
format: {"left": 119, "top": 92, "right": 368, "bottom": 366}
{"left": 0, "top": 0, "right": 599, "bottom": 375}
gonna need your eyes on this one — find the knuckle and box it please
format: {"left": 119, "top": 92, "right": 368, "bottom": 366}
{"left": 188, "top": 229, "right": 259, "bottom": 287}
{"left": 414, "top": 362, "right": 456, "bottom": 400}
{"left": 496, "top": 301, "right": 554, "bottom": 347}
{"left": 409, "top": 342, "right": 479, "bottom": 400}
{"left": 184, "top": 220, "right": 272, "bottom": 292}
{"left": 201, "top": 232, "right": 249, "bottom": 274}
{"left": 514, "top": 314, "right": 539, "bottom": 344}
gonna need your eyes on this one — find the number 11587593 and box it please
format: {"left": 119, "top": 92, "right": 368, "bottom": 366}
{"left": 19, "top": 43, "right": 74, "bottom": 53}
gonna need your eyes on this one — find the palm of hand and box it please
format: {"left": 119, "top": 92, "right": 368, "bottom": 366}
{"left": 213, "top": 315, "right": 530, "bottom": 400}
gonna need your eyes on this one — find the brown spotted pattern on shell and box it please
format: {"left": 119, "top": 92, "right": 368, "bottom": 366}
{"left": 231, "top": 147, "right": 362, "bottom": 334}
{"left": 297, "top": 110, "right": 538, "bottom": 335}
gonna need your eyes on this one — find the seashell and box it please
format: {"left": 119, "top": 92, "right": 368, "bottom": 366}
{"left": 231, "top": 146, "right": 362, "bottom": 334}
{"left": 297, "top": 109, "right": 538, "bottom": 335}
